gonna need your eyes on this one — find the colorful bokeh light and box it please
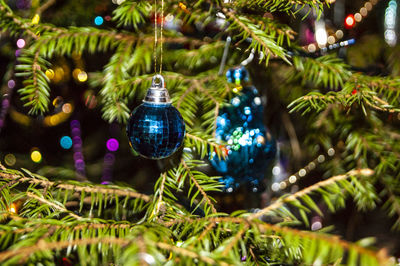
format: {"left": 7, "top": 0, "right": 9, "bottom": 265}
{"left": 60, "top": 136, "right": 73, "bottom": 149}
{"left": 106, "top": 138, "right": 119, "bottom": 152}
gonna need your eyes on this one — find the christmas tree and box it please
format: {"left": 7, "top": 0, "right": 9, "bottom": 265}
{"left": 1, "top": 0, "right": 400, "bottom": 264}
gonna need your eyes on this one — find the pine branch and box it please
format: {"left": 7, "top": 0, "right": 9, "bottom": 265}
{"left": 248, "top": 168, "right": 374, "bottom": 220}
{"left": 0, "top": 2, "right": 38, "bottom": 39}
{"left": 181, "top": 159, "right": 217, "bottom": 214}
{"left": 0, "top": 236, "right": 129, "bottom": 264}
{"left": 185, "top": 132, "right": 225, "bottom": 159}
{"left": 156, "top": 242, "right": 219, "bottom": 265}
{"left": 0, "top": 171, "right": 151, "bottom": 202}
{"left": 223, "top": 8, "right": 290, "bottom": 65}
{"left": 15, "top": 51, "right": 51, "bottom": 115}
{"left": 26, "top": 192, "right": 82, "bottom": 220}
{"left": 230, "top": 0, "right": 328, "bottom": 18}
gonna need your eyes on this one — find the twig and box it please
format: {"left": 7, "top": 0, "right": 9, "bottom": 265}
{"left": 0, "top": 236, "right": 129, "bottom": 263}
{"left": 181, "top": 159, "right": 217, "bottom": 214}
{"left": 248, "top": 168, "right": 374, "bottom": 220}
{"left": 0, "top": 172, "right": 151, "bottom": 202}
{"left": 36, "top": 0, "right": 57, "bottom": 15}
{"left": 26, "top": 192, "right": 81, "bottom": 220}
{"left": 156, "top": 242, "right": 219, "bottom": 265}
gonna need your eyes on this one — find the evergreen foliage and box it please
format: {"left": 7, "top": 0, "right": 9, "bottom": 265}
{"left": 0, "top": 0, "right": 400, "bottom": 265}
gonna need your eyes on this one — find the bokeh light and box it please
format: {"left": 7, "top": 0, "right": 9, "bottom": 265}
{"left": 8, "top": 203, "right": 17, "bottom": 214}
{"left": 16, "top": 39, "right": 25, "bottom": 49}
{"left": 31, "top": 14, "right": 40, "bottom": 24}
{"left": 62, "top": 103, "right": 72, "bottom": 113}
{"left": 45, "top": 69, "right": 55, "bottom": 79}
{"left": 106, "top": 138, "right": 119, "bottom": 151}
{"left": 345, "top": 14, "right": 355, "bottom": 29}
{"left": 31, "top": 150, "right": 42, "bottom": 163}
{"left": 77, "top": 71, "right": 88, "bottom": 82}
{"left": 4, "top": 153, "right": 16, "bottom": 166}
{"left": 7, "top": 79, "right": 15, "bottom": 89}
{"left": 94, "top": 16, "right": 104, "bottom": 26}
{"left": 60, "top": 136, "right": 73, "bottom": 149}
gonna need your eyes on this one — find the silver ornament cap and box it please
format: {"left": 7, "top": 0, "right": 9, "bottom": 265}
{"left": 143, "top": 74, "right": 171, "bottom": 104}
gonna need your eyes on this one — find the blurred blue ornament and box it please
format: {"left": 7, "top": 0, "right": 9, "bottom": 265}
{"left": 210, "top": 67, "right": 276, "bottom": 192}
{"left": 126, "top": 75, "right": 185, "bottom": 159}
{"left": 226, "top": 66, "right": 249, "bottom": 85}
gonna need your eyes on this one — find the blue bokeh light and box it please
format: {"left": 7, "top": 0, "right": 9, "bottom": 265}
{"left": 94, "top": 16, "right": 104, "bottom": 26}
{"left": 60, "top": 136, "right": 73, "bottom": 149}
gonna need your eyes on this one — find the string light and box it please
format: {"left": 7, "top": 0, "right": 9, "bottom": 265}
{"left": 345, "top": 14, "right": 355, "bottom": 29}
{"left": 304, "top": 0, "right": 380, "bottom": 52}
{"left": 385, "top": 0, "right": 397, "bottom": 46}
{"left": 71, "top": 120, "right": 86, "bottom": 179}
{"left": 271, "top": 147, "right": 336, "bottom": 192}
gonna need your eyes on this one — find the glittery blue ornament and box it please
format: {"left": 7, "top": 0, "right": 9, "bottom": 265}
{"left": 210, "top": 68, "right": 276, "bottom": 192}
{"left": 127, "top": 75, "right": 185, "bottom": 159}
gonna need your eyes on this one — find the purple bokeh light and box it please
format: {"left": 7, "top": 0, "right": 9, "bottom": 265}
{"left": 106, "top": 138, "right": 119, "bottom": 152}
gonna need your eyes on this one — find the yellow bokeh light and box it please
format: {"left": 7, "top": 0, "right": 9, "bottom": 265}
{"left": 8, "top": 203, "right": 17, "bottom": 214}
{"left": 365, "top": 2, "right": 372, "bottom": 11}
{"left": 327, "top": 35, "right": 336, "bottom": 44}
{"left": 360, "top": 7, "right": 368, "bottom": 16}
{"left": 31, "top": 14, "right": 40, "bottom": 25}
{"left": 335, "top": 30, "right": 344, "bottom": 39}
{"left": 77, "top": 71, "right": 88, "bottom": 82}
{"left": 354, "top": 13, "right": 362, "bottom": 22}
{"left": 45, "top": 69, "right": 55, "bottom": 79}
{"left": 31, "top": 150, "right": 42, "bottom": 163}
{"left": 4, "top": 154, "right": 16, "bottom": 166}
{"left": 72, "top": 68, "right": 81, "bottom": 79}
{"left": 307, "top": 44, "right": 316, "bottom": 52}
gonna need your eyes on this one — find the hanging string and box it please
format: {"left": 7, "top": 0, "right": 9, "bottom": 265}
{"left": 154, "top": 0, "right": 157, "bottom": 73}
{"left": 159, "top": 0, "right": 164, "bottom": 74}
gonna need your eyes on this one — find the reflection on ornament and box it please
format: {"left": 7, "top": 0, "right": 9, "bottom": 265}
{"left": 31, "top": 150, "right": 42, "bottom": 163}
{"left": 210, "top": 67, "right": 276, "bottom": 192}
{"left": 127, "top": 75, "right": 185, "bottom": 159}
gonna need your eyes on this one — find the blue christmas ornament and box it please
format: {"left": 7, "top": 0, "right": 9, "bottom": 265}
{"left": 210, "top": 68, "right": 276, "bottom": 192}
{"left": 127, "top": 75, "right": 185, "bottom": 159}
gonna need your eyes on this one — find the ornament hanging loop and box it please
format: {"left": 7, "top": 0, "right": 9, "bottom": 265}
{"left": 144, "top": 74, "right": 171, "bottom": 104}
{"left": 152, "top": 74, "right": 165, "bottom": 88}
